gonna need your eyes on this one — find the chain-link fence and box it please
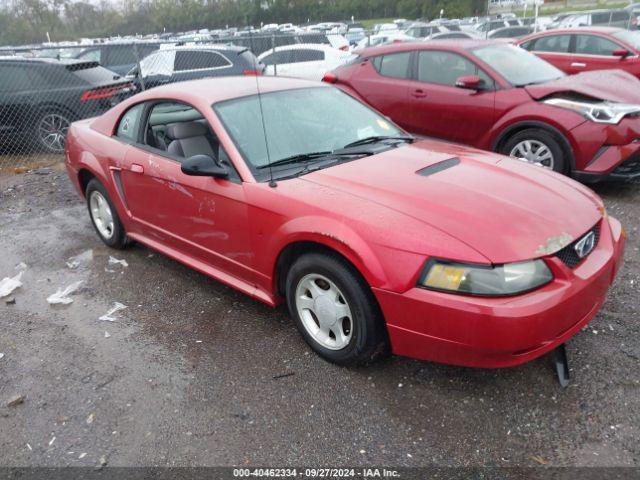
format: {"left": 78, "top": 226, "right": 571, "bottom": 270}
{"left": 0, "top": 31, "right": 368, "bottom": 171}
{"left": 0, "top": 16, "right": 638, "bottom": 171}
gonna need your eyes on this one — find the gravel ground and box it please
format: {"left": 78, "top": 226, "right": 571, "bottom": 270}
{"left": 0, "top": 164, "right": 638, "bottom": 469}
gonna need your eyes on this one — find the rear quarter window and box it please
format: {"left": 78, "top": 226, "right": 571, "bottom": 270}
{"left": 372, "top": 52, "right": 411, "bottom": 79}
{"left": 116, "top": 103, "right": 144, "bottom": 141}
{"left": 71, "top": 64, "right": 119, "bottom": 85}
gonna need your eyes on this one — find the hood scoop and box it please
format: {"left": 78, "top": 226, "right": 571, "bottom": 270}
{"left": 416, "top": 157, "right": 460, "bottom": 177}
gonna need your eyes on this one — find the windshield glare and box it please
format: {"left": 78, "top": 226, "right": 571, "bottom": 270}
{"left": 613, "top": 30, "right": 640, "bottom": 49}
{"left": 473, "top": 44, "right": 565, "bottom": 86}
{"left": 213, "top": 87, "right": 403, "bottom": 170}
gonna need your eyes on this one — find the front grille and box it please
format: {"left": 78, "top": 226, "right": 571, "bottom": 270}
{"left": 612, "top": 154, "right": 640, "bottom": 177}
{"left": 555, "top": 224, "right": 600, "bottom": 269}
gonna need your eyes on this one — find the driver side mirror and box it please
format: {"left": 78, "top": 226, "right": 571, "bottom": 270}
{"left": 613, "top": 48, "right": 630, "bottom": 59}
{"left": 181, "top": 155, "right": 228, "bottom": 178}
{"left": 455, "top": 75, "right": 483, "bottom": 90}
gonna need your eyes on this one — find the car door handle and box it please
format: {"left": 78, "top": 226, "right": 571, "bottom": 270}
{"left": 412, "top": 89, "right": 428, "bottom": 98}
{"left": 571, "top": 62, "right": 586, "bottom": 68}
{"left": 130, "top": 163, "right": 144, "bottom": 174}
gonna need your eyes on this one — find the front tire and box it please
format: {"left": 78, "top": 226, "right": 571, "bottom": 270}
{"left": 86, "top": 178, "right": 128, "bottom": 249}
{"left": 285, "top": 252, "right": 389, "bottom": 366}
{"left": 501, "top": 128, "right": 567, "bottom": 174}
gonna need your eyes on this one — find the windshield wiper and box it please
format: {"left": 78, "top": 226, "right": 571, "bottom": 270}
{"left": 257, "top": 151, "right": 333, "bottom": 169}
{"left": 257, "top": 150, "right": 369, "bottom": 170}
{"left": 340, "top": 135, "right": 414, "bottom": 149}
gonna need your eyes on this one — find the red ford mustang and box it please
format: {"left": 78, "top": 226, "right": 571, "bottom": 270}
{"left": 326, "top": 39, "right": 640, "bottom": 182}
{"left": 65, "top": 76, "right": 625, "bottom": 368}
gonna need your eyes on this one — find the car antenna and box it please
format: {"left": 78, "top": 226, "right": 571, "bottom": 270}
{"left": 249, "top": 31, "right": 277, "bottom": 188}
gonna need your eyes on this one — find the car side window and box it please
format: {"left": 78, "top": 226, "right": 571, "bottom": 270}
{"left": 531, "top": 35, "right": 571, "bottom": 53}
{"left": 106, "top": 46, "right": 137, "bottom": 66}
{"left": 116, "top": 103, "right": 144, "bottom": 141}
{"left": 142, "top": 101, "right": 240, "bottom": 181}
{"left": 290, "top": 49, "right": 325, "bottom": 63}
{"left": 591, "top": 12, "right": 610, "bottom": 24}
{"left": 575, "top": 35, "right": 622, "bottom": 56}
{"left": 78, "top": 49, "right": 101, "bottom": 63}
{"left": 373, "top": 52, "right": 411, "bottom": 79}
{"left": 417, "top": 51, "right": 493, "bottom": 87}
{"left": 612, "top": 11, "right": 629, "bottom": 21}
{"left": 174, "top": 51, "right": 231, "bottom": 71}
{"left": 519, "top": 39, "right": 534, "bottom": 51}
{"left": 262, "top": 50, "right": 292, "bottom": 66}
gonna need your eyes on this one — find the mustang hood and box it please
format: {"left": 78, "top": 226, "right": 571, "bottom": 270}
{"left": 525, "top": 69, "right": 640, "bottom": 103}
{"left": 303, "top": 141, "right": 602, "bottom": 264}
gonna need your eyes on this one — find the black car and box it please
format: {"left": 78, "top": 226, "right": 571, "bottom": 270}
{"left": 0, "top": 57, "right": 135, "bottom": 153}
{"left": 128, "top": 45, "right": 264, "bottom": 90}
{"left": 74, "top": 43, "right": 159, "bottom": 76}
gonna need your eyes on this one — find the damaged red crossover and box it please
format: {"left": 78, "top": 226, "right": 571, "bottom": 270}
{"left": 326, "top": 40, "right": 640, "bottom": 182}
{"left": 65, "top": 76, "right": 625, "bottom": 368}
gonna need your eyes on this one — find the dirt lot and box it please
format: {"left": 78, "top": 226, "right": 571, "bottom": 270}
{"left": 0, "top": 164, "right": 638, "bottom": 469}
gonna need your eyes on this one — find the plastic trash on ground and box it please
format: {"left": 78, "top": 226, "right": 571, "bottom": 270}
{"left": 15, "top": 262, "right": 27, "bottom": 271}
{"left": 108, "top": 256, "right": 128, "bottom": 268}
{"left": 99, "top": 302, "right": 127, "bottom": 321}
{"left": 0, "top": 271, "right": 23, "bottom": 298}
{"left": 66, "top": 249, "right": 93, "bottom": 269}
{"left": 47, "top": 280, "right": 83, "bottom": 305}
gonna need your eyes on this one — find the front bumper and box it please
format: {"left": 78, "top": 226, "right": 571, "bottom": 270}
{"left": 373, "top": 216, "right": 625, "bottom": 368}
{"left": 571, "top": 117, "right": 640, "bottom": 182}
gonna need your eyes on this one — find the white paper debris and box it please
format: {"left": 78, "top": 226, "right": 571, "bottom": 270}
{"left": 99, "top": 302, "right": 127, "bottom": 321}
{"left": 15, "top": 262, "right": 27, "bottom": 271}
{"left": 0, "top": 353, "right": 4, "bottom": 360}
{"left": 26, "top": 443, "right": 32, "bottom": 451}
{"left": 48, "top": 436, "right": 56, "bottom": 446}
{"left": 0, "top": 271, "right": 23, "bottom": 298}
{"left": 78, "top": 452, "right": 87, "bottom": 459}
{"left": 108, "top": 256, "right": 128, "bottom": 268}
{"left": 47, "top": 280, "right": 83, "bottom": 305}
{"left": 104, "top": 331, "right": 111, "bottom": 338}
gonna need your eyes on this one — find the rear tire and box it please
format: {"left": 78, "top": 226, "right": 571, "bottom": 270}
{"left": 35, "top": 110, "right": 71, "bottom": 154}
{"left": 285, "top": 252, "right": 389, "bottom": 366}
{"left": 501, "top": 128, "right": 567, "bottom": 174}
{"left": 85, "top": 178, "right": 128, "bottom": 249}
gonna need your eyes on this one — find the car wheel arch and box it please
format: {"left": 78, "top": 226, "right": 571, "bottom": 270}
{"left": 36, "top": 102, "right": 76, "bottom": 120}
{"left": 272, "top": 236, "right": 386, "bottom": 300}
{"left": 492, "top": 121, "right": 576, "bottom": 171}
{"left": 78, "top": 168, "right": 96, "bottom": 196}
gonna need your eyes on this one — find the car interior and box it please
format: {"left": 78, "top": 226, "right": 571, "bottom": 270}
{"left": 143, "top": 101, "right": 238, "bottom": 179}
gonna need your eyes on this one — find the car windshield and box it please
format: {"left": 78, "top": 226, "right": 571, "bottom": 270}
{"left": 213, "top": 87, "right": 403, "bottom": 172}
{"left": 613, "top": 30, "right": 640, "bottom": 49}
{"left": 473, "top": 44, "right": 565, "bottom": 86}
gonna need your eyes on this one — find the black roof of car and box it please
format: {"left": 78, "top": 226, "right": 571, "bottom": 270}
{"left": 0, "top": 57, "right": 96, "bottom": 66}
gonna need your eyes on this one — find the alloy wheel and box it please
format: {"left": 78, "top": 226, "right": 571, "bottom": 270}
{"left": 37, "top": 113, "right": 70, "bottom": 154}
{"left": 295, "top": 273, "right": 353, "bottom": 350}
{"left": 89, "top": 191, "right": 115, "bottom": 240}
{"left": 509, "top": 139, "right": 555, "bottom": 169}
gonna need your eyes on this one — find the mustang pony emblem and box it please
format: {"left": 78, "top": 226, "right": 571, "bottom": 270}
{"left": 574, "top": 231, "right": 596, "bottom": 259}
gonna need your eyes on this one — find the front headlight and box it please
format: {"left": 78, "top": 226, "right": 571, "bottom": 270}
{"left": 418, "top": 259, "right": 553, "bottom": 296}
{"left": 543, "top": 98, "right": 640, "bottom": 125}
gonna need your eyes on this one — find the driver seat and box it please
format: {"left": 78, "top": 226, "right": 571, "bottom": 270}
{"left": 165, "top": 122, "right": 216, "bottom": 160}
